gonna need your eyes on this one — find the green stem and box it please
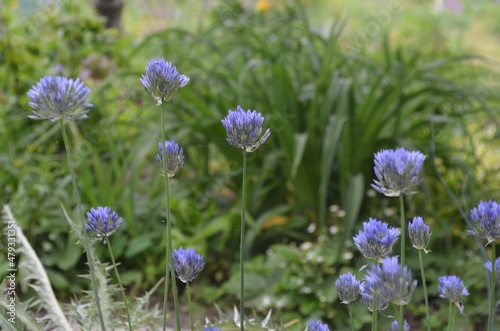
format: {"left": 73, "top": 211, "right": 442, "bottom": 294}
{"left": 60, "top": 121, "right": 106, "bottom": 331}
{"left": 187, "top": 282, "right": 194, "bottom": 331}
{"left": 161, "top": 105, "right": 171, "bottom": 331}
{"left": 348, "top": 304, "right": 355, "bottom": 331}
{"left": 447, "top": 302, "right": 453, "bottom": 331}
{"left": 451, "top": 301, "right": 457, "bottom": 331}
{"left": 240, "top": 151, "right": 248, "bottom": 331}
{"left": 399, "top": 195, "right": 406, "bottom": 268}
{"left": 106, "top": 238, "right": 132, "bottom": 331}
{"left": 372, "top": 293, "right": 378, "bottom": 331}
{"left": 168, "top": 176, "right": 181, "bottom": 331}
{"left": 488, "top": 243, "right": 496, "bottom": 331}
{"left": 399, "top": 304, "right": 404, "bottom": 331}
{"left": 418, "top": 249, "right": 431, "bottom": 331}
{"left": 399, "top": 195, "right": 406, "bottom": 330}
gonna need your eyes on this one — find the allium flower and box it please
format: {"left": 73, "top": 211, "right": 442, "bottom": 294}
{"left": 335, "top": 272, "right": 360, "bottom": 304}
{"left": 408, "top": 216, "right": 432, "bottom": 252}
{"left": 359, "top": 282, "right": 390, "bottom": 312}
{"left": 86, "top": 206, "right": 124, "bottom": 244}
{"left": 438, "top": 275, "right": 469, "bottom": 314}
{"left": 365, "top": 256, "right": 417, "bottom": 306}
{"left": 203, "top": 327, "right": 221, "bottom": 331}
{"left": 306, "top": 319, "right": 329, "bottom": 331}
{"left": 484, "top": 258, "right": 500, "bottom": 283}
{"left": 140, "top": 58, "right": 189, "bottom": 105}
{"left": 353, "top": 218, "right": 400, "bottom": 262}
{"left": 469, "top": 200, "right": 500, "bottom": 245}
{"left": 371, "top": 147, "right": 426, "bottom": 197}
{"left": 171, "top": 247, "right": 205, "bottom": 283}
{"left": 156, "top": 140, "right": 184, "bottom": 177}
{"left": 27, "top": 76, "right": 92, "bottom": 121}
{"left": 391, "top": 320, "right": 410, "bottom": 331}
{"left": 221, "top": 106, "right": 271, "bottom": 153}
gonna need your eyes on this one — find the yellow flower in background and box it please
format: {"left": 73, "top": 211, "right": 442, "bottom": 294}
{"left": 256, "top": 0, "right": 271, "bottom": 12}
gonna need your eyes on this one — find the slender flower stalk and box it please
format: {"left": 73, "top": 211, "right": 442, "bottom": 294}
{"left": 60, "top": 123, "right": 106, "bottom": 331}
{"left": 447, "top": 301, "right": 454, "bottom": 331}
{"left": 106, "top": 238, "right": 132, "bottom": 331}
{"left": 141, "top": 59, "right": 188, "bottom": 331}
{"left": 409, "top": 216, "right": 432, "bottom": 331}
{"left": 171, "top": 247, "right": 204, "bottom": 331}
{"left": 221, "top": 106, "right": 270, "bottom": 331}
{"left": 488, "top": 243, "right": 496, "bottom": 331}
{"left": 360, "top": 282, "right": 389, "bottom": 331}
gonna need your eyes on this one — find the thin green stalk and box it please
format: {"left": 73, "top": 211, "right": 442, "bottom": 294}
{"left": 348, "top": 304, "right": 355, "bottom": 331}
{"left": 489, "top": 243, "right": 496, "bottom": 331}
{"left": 372, "top": 294, "right": 378, "bottom": 331}
{"left": 399, "top": 195, "right": 406, "bottom": 268}
{"left": 186, "top": 282, "right": 194, "bottom": 331}
{"left": 161, "top": 105, "right": 171, "bottom": 331}
{"left": 399, "top": 195, "right": 406, "bottom": 329}
{"left": 60, "top": 121, "right": 106, "bottom": 331}
{"left": 168, "top": 176, "right": 181, "bottom": 331}
{"left": 399, "top": 304, "right": 404, "bottom": 331}
{"left": 106, "top": 238, "right": 132, "bottom": 331}
{"left": 418, "top": 250, "right": 431, "bottom": 331}
{"left": 240, "top": 151, "right": 248, "bottom": 331}
{"left": 447, "top": 302, "right": 454, "bottom": 331}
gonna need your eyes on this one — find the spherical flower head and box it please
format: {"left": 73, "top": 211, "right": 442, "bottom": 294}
{"left": 359, "top": 282, "right": 390, "bottom": 312}
{"left": 306, "top": 319, "right": 329, "bottom": 331}
{"left": 408, "top": 216, "right": 432, "bottom": 252}
{"left": 469, "top": 200, "right": 500, "bottom": 245}
{"left": 156, "top": 140, "right": 184, "bottom": 177}
{"left": 203, "top": 327, "right": 221, "bottom": 331}
{"left": 365, "top": 256, "right": 417, "bottom": 306}
{"left": 335, "top": 272, "right": 360, "bottom": 304}
{"left": 438, "top": 275, "right": 469, "bottom": 314}
{"left": 484, "top": 257, "right": 500, "bottom": 283}
{"left": 171, "top": 247, "right": 205, "bottom": 283}
{"left": 221, "top": 106, "right": 271, "bottom": 153}
{"left": 371, "top": 147, "right": 426, "bottom": 197}
{"left": 86, "top": 206, "right": 123, "bottom": 244}
{"left": 27, "top": 75, "right": 92, "bottom": 121}
{"left": 353, "top": 218, "right": 400, "bottom": 262}
{"left": 140, "top": 58, "right": 189, "bottom": 105}
{"left": 391, "top": 320, "right": 410, "bottom": 331}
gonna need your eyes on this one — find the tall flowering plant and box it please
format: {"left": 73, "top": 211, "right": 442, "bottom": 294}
{"left": 141, "top": 58, "right": 189, "bottom": 331}
{"left": 221, "top": 106, "right": 270, "bottom": 331}
{"left": 27, "top": 76, "right": 107, "bottom": 330}
{"left": 469, "top": 200, "right": 500, "bottom": 331}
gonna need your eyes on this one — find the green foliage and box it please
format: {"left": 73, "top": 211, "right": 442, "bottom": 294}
{"left": 1, "top": 0, "right": 500, "bottom": 329}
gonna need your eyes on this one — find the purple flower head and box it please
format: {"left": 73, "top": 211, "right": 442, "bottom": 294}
{"left": 365, "top": 256, "right": 417, "bottom": 306}
{"left": 484, "top": 258, "right": 500, "bottom": 283}
{"left": 203, "top": 327, "right": 221, "bottom": 331}
{"left": 156, "top": 140, "right": 184, "bottom": 177}
{"left": 353, "top": 218, "right": 400, "bottom": 262}
{"left": 359, "top": 282, "right": 390, "bottom": 312}
{"left": 469, "top": 200, "right": 500, "bottom": 245}
{"left": 335, "top": 272, "right": 360, "bottom": 304}
{"left": 371, "top": 147, "right": 426, "bottom": 197}
{"left": 306, "top": 319, "right": 329, "bottom": 331}
{"left": 86, "top": 206, "right": 123, "bottom": 244}
{"left": 221, "top": 106, "right": 271, "bottom": 153}
{"left": 140, "top": 58, "right": 189, "bottom": 105}
{"left": 27, "top": 76, "right": 92, "bottom": 121}
{"left": 391, "top": 320, "right": 410, "bottom": 331}
{"left": 171, "top": 247, "right": 205, "bottom": 283}
{"left": 438, "top": 275, "right": 469, "bottom": 314}
{"left": 408, "top": 216, "right": 432, "bottom": 252}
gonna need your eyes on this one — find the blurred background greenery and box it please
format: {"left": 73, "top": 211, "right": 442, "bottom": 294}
{"left": 1, "top": 0, "right": 500, "bottom": 329}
